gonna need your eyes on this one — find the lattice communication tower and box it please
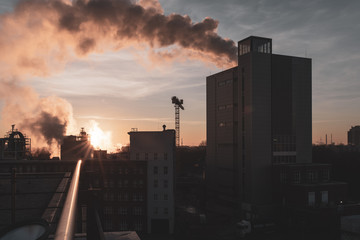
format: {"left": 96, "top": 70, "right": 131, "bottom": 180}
{"left": 171, "top": 96, "right": 184, "bottom": 146}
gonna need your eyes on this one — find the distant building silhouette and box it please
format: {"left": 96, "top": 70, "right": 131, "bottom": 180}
{"left": 348, "top": 126, "right": 360, "bottom": 146}
{"left": 0, "top": 125, "right": 31, "bottom": 160}
{"left": 61, "top": 128, "right": 93, "bottom": 161}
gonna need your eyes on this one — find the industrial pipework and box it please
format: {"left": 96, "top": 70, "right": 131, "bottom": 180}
{"left": 54, "top": 160, "right": 82, "bottom": 240}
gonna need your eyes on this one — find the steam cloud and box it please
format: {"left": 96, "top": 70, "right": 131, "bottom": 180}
{"left": 0, "top": 0, "right": 237, "bottom": 154}
{"left": 24, "top": 112, "right": 67, "bottom": 146}
{"left": 0, "top": 81, "right": 74, "bottom": 154}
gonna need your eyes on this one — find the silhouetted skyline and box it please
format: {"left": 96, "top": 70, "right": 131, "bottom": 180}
{"left": 0, "top": 0, "right": 359, "bottom": 153}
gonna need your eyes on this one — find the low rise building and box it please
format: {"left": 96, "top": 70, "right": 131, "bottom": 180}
{"left": 128, "top": 128, "right": 175, "bottom": 234}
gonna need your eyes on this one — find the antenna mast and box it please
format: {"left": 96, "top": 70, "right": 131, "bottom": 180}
{"left": 171, "top": 96, "right": 184, "bottom": 147}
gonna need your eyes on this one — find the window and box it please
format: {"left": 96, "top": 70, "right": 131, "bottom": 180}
{"left": 139, "top": 193, "right": 144, "bottom": 201}
{"left": 280, "top": 171, "right": 287, "bottom": 183}
{"left": 134, "top": 221, "right": 143, "bottom": 231}
{"left": 104, "top": 206, "right": 113, "bottom": 215}
{"left": 124, "top": 193, "right": 128, "bottom": 201}
{"left": 154, "top": 153, "right": 158, "bottom": 160}
{"left": 119, "top": 220, "right": 128, "bottom": 231}
{"left": 103, "top": 192, "right": 108, "bottom": 201}
{"left": 218, "top": 81, "right": 226, "bottom": 87}
{"left": 292, "top": 171, "right": 301, "bottom": 184}
{"left": 154, "top": 193, "right": 158, "bottom": 200}
{"left": 133, "top": 193, "right": 138, "bottom": 201}
{"left": 226, "top": 104, "right": 233, "bottom": 109}
{"left": 103, "top": 179, "right": 108, "bottom": 188}
{"left": 139, "top": 180, "right": 144, "bottom": 188}
{"left": 124, "top": 180, "right": 128, "bottom": 188}
{"left": 164, "top": 180, "right": 168, "bottom": 188}
{"left": 154, "top": 166, "right": 158, "bottom": 174}
{"left": 320, "top": 169, "right": 330, "bottom": 182}
{"left": 307, "top": 170, "right": 317, "bottom": 183}
{"left": 109, "top": 192, "right": 114, "bottom": 201}
{"left": 218, "top": 105, "right": 226, "bottom": 111}
{"left": 117, "top": 193, "right": 122, "bottom": 201}
{"left": 321, "top": 191, "right": 328, "bottom": 204}
{"left": 133, "top": 180, "right": 137, "bottom": 188}
{"left": 154, "top": 179, "right": 158, "bottom": 188}
{"left": 164, "top": 194, "right": 168, "bottom": 200}
{"left": 119, "top": 207, "right": 127, "bottom": 215}
{"left": 94, "top": 178, "right": 99, "bottom": 188}
{"left": 164, "top": 167, "right": 168, "bottom": 175}
{"left": 119, "top": 167, "right": 123, "bottom": 174}
{"left": 104, "top": 219, "right": 113, "bottom": 231}
{"left": 125, "top": 168, "right": 129, "bottom": 174}
{"left": 133, "top": 207, "right": 143, "bottom": 216}
{"left": 117, "top": 180, "right": 122, "bottom": 188}
{"left": 81, "top": 205, "right": 87, "bottom": 220}
{"left": 308, "top": 192, "right": 315, "bottom": 206}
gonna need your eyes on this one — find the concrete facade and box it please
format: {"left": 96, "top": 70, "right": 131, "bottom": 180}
{"left": 206, "top": 36, "right": 312, "bottom": 220}
{"left": 128, "top": 129, "right": 175, "bottom": 234}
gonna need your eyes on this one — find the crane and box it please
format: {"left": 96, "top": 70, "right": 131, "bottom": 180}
{"left": 171, "top": 96, "right": 184, "bottom": 146}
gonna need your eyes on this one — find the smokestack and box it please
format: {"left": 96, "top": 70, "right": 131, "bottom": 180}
{"left": 331, "top": 134, "right": 333, "bottom": 144}
{"left": 326, "top": 134, "right": 327, "bottom": 145}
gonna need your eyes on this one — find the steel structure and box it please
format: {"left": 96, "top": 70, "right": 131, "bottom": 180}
{"left": 0, "top": 125, "right": 31, "bottom": 160}
{"left": 171, "top": 96, "right": 184, "bottom": 146}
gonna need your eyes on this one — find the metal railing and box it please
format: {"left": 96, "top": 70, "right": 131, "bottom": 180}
{"left": 54, "top": 160, "right": 82, "bottom": 240}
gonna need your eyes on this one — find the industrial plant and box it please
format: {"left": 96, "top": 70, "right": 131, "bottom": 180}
{"left": 0, "top": 37, "right": 360, "bottom": 240}
{"left": 0, "top": 125, "right": 31, "bottom": 161}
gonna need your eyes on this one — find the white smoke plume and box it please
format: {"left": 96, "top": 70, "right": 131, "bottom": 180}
{"left": 0, "top": 0, "right": 237, "bottom": 154}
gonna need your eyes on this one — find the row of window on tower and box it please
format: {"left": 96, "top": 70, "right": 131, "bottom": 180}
{"left": 218, "top": 104, "right": 233, "bottom": 111}
{"left": 153, "top": 207, "right": 169, "bottom": 215}
{"left": 218, "top": 79, "right": 233, "bottom": 87}
{"left": 93, "top": 179, "right": 145, "bottom": 188}
{"left": 273, "top": 155, "right": 296, "bottom": 164}
{"left": 103, "top": 219, "right": 144, "bottom": 232}
{"left": 153, "top": 166, "right": 168, "bottom": 175}
{"left": 0, "top": 164, "right": 74, "bottom": 173}
{"left": 103, "top": 206, "right": 144, "bottom": 216}
{"left": 272, "top": 135, "right": 296, "bottom": 152}
{"left": 89, "top": 167, "right": 146, "bottom": 175}
{"left": 153, "top": 179, "right": 168, "bottom": 188}
{"left": 135, "top": 152, "right": 168, "bottom": 160}
{"left": 103, "top": 192, "right": 144, "bottom": 202}
{"left": 218, "top": 121, "right": 233, "bottom": 128}
{"left": 153, "top": 193, "right": 168, "bottom": 201}
{"left": 280, "top": 169, "right": 330, "bottom": 184}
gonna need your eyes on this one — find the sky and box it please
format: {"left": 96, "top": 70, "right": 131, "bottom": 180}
{"left": 0, "top": 0, "right": 359, "bottom": 153}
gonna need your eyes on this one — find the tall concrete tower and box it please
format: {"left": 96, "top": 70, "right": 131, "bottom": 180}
{"left": 206, "top": 36, "right": 312, "bottom": 219}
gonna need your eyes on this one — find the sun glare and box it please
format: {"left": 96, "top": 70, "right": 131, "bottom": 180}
{"left": 88, "top": 120, "right": 113, "bottom": 151}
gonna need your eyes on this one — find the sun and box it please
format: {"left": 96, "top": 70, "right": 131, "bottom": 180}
{"left": 88, "top": 121, "right": 112, "bottom": 151}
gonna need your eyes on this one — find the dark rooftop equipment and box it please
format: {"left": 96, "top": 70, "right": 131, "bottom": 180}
{"left": 171, "top": 96, "right": 184, "bottom": 146}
